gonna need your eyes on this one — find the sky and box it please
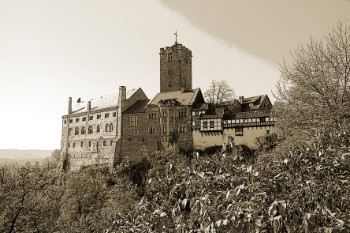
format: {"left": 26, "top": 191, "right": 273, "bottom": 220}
{"left": 0, "top": 0, "right": 349, "bottom": 150}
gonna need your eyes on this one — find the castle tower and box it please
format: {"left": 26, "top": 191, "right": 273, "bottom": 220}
{"left": 160, "top": 39, "right": 192, "bottom": 92}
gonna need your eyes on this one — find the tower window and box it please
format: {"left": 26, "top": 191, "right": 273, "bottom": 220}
{"left": 110, "top": 123, "right": 114, "bottom": 131}
{"left": 106, "top": 124, "right": 110, "bottom": 132}
{"left": 75, "top": 127, "right": 79, "bottom": 135}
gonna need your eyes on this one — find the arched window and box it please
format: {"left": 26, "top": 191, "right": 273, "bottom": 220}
{"left": 81, "top": 127, "right": 86, "bottom": 134}
{"left": 97, "top": 125, "right": 100, "bottom": 133}
{"left": 103, "top": 140, "right": 106, "bottom": 146}
{"left": 88, "top": 126, "right": 93, "bottom": 134}
{"left": 110, "top": 123, "right": 113, "bottom": 131}
{"left": 148, "top": 125, "right": 156, "bottom": 134}
{"left": 81, "top": 141, "right": 83, "bottom": 147}
{"left": 75, "top": 127, "right": 79, "bottom": 135}
{"left": 88, "top": 141, "right": 91, "bottom": 147}
{"left": 68, "top": 128, "right": 72, "bottom": 136}
{"left": 106, "top": 124, "right": 110, "bottom": 132}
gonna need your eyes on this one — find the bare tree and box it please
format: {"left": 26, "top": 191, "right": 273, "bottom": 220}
{"left": 204, "top": 80, "right": 236, "bottom": 104}
{"left": 275, "top": 20, "right": 350, "bottom": 142}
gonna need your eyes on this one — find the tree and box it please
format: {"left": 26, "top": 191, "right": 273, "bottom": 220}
{"left": 204, "top": 80, "right": 236, "bottom": 104}
{"left": 275, "top": 21, "right": 350, "bottom": 142}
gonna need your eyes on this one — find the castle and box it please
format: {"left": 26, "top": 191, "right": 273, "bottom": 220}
{"left": 60, "top": 40, "right": 275, "bottom": 170}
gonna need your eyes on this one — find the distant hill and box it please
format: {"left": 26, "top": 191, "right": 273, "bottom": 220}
{"left": 0, "top": 149, "right": 53, "bottom": 165}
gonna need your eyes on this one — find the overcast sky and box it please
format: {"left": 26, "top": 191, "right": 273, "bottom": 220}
{"left": 0, "top": 0, "right": 349, "bottom": 150}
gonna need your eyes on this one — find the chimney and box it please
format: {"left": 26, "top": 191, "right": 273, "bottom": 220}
{"left": 68, "top": 97, "right": 72, "bottom": 114}
{"left": 239, "top": 96, "right": 244, "bottom": 104}
{"left": 118, "top": 86, "right": 126, "bottom": 102}
{"left": 87, "top": 101, "right": 91, "bottom": 111}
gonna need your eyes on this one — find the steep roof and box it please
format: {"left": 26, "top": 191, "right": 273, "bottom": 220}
{"left": 148, "top": 88, "right": 201, "bottom": 106}
{"left": 123, "top": 99, "right": 149, "bottom": 114}
{"left": 70, "top": 88, "right": 139, "bottom": 114}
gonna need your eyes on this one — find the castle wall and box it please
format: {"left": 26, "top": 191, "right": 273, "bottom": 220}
{"left": 193, "top": 125, "right": 275, "bottom": 150}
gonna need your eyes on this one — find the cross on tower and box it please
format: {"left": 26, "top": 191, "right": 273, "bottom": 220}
{"left": 174, "top": 31, "right": 178, "bottom": 44}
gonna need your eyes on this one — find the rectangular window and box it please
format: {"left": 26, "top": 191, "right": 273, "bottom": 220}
{"left": 130, "top": 116, "right": 137, "bottom": 126}
{"left": 76, "top": 118, "right": 79, "bottom": 123}
{"left": 105, "top": 113, "right": 109, "bottom": 118}
{"left": 97, "top": 114, "right": 101, "bottom": 119}
{"left": 235, "top": 128, "right": 243, "bottom": 136}
{"left": 89, "top": 115, "right": 93, "bottom": 120}
{"left": 82, "top": 117, "right": 86, "bottom": 121}
{"left": 113, "top": 112, "right": 116, "bottom": 117}
{"left": 64, "top": 120, "right": 67, "bottom": 124}
{"left": 69, "top": 119, "right": 73, "bottom": 123}
{"left": 203, "top": 121, "right": 208, "bottom": 128}
{"left": 210, "top": 121, "right": 215, "bottom": 128}
{"left": 260, "top": 117, "right": 266, "bottom": 122}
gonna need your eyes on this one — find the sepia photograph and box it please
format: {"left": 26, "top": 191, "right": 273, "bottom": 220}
{"left": 1, "top": 0, "right": 350, "bottom": 232}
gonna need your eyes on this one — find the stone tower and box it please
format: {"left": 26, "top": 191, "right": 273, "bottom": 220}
{"left": 160, "top": 42, "right": 192, "bottom": 92}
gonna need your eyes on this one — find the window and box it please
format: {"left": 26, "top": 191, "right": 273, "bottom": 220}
{"left": 73, "top": 142, "right": 75, "bottom": 148}
{"left": 89, "top": 141, "right": 91, "bottom": 147}
{"left": 110, "top": 123, "right": 113, "bottom": 131}
{"left": 162, "top": 111, "right": 167, "bottom": 117}
{"left": 260, "top": 117, "right": 266, "bottom": 123}
{"left": 179, "top": 125, "right": 186, "bottom": 133}
{"left": 105, "top": 113, "right": 109, "bottom": 118}
{"left": 235, "top": 128, "right": 243, "bottom": 136}
{"left": 97, "top": 125, "right": 100, "bottom": 132}
{"left": 64, "top": 120, "right": 67, "bottom": 124}
{"left": 69, "top": 119, "right": 73, "bottom": 123}
{"left": 210, "top": 121, "right": 215, "bottom": 128}
{"left": 68, "top": 128, "right": 72, "bottom": 136}
{"left": 148, "top": 125, "right": 156, "bottom": 134}
{"left": 149, "top": 112, "right": 157, "bottom": 119}
{"left": 97, "top": 114, "right": 101, "bottom": 119}
{"left": 103, "top": 140, "right": 106, "bottom": 146}
{"left": 130, "top": 116, "right": 137, "bottom": 126}
{"left": 88, "top": 126, "right": 93, "bottom": 134}
{"left": 68, "top": 143, "right": 70, "bottom": 148}
{"left": 266, "top": 130, "right": 270, "bottom": 135}
{"left": 82, "top": 117, "right": 86, "bottom": 122}
{"left": 162, "top": 124, "right": 167, "bottom": 133}
{"left": 178, "top": 110, "right": 187, "bottom": 118}
{"left": 110, "top": 140, "right": 113, "bottom": 146}
{"left": 168, "top": 69, "right": 173, "bottom": 75}
{"left": 89, "top": 115, "right": 93, "bottom": 120}
{"left": 75, "top": 127, "right": 79, "bottom": 135}
{"left": 203, "top": 121, "right": 208, "bottom": 129}
{"left": 81, "top": 141, "right": 83, "bottom": 147}
{"left": 76, "top": 118, "right": 79, "bottom": 123}
{"left": 113, "top": 112, "right": 116, "bottom": 117}
{"left": 106, "top": 124, "right": 110, "bottom": 132}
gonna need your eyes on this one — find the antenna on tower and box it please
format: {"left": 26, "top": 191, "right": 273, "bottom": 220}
{"left": 174, "top": 31, "right": 178, "bottom": 44}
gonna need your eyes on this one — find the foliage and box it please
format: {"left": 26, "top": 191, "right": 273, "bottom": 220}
{"left": 204, "top": 80, "right": 236, "bottom": 104}
{"left": 275, "top": 20, "right": 350, "bottom": 141}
